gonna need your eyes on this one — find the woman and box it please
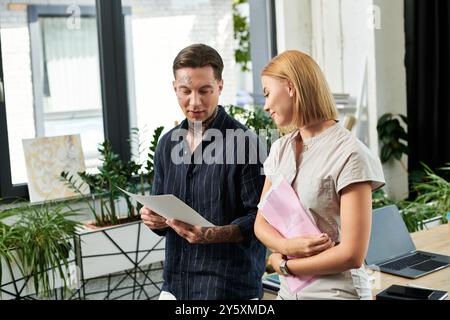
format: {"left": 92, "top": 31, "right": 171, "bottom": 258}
{"left": 254, "top": 50, "right": 385, "bottom": 300}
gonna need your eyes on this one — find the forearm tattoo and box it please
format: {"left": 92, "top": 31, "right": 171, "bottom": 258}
{"left": 201, "top": 225, "right": 244, "bottom": 244}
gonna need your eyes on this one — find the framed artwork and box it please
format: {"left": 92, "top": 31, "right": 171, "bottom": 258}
{"left": 23, "top": 134, "right": 90, "bottom": 203}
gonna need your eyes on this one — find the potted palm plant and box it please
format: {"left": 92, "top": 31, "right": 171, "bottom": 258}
{"left": 1, "top": 201, "right": 80, "bottom": 299}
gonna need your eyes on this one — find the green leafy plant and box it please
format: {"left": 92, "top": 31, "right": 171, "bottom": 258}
{"left": 62, "top": 140, "right": 134, "bottom": 226}
{"left": 400, "top": 163, "right": 449, "bottom": 231}
{"left": 377, "top": 113, "right": 409, "bottom": 171}
{"left": 14, "top": 202, "right": 81, "bottom": 297}
{"left": 233, "top": 0, "right": 251, "bottom": 72}
{"left": 0, "top": 208, "right": 22, "bottom": 292}
{"left": 399, "top": 202, "right": 443, "bottom": 233}
{"left": 413, "top": 163, "right": 450, "bottom": 211}
{"left": 226, "top": 104, "right": 278, "bottom": 149}
{"left": 61, "top": 126, "right": 164, "bottom": 227}
{"left": 372, "top": 163, "right": 449, "bottom": 232}
{"left": 372, "top": 189, "right": 397, "bottom": 210}
{"left": 129, "top": 126, "right": 164, "bottom": 212}
{"left": 372, "top": 190, "right": 426, "bottom": 232}
{"left": 1, "top": 202, "right": 81, "bottom": 298}
{"left": 130, "top": 127, "right": 148, "bottom": 196}
{"left": 144, "top": 126, "right": 165, "bottom": 194}
{"left": 405, "top": 162, "right": 450, "bottom": 229}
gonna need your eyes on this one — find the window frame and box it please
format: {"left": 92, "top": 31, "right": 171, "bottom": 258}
{"left": 249, "top": 0, "right": 277, "bottom": 106}
{"left": 0, "top": 0, "right": 276, "bottom": 202}
{"left": 0, "top": 0, "right": 131, "bottom": 201}
{"left": 28, "top": 5, "right": 100, "bottom": 138}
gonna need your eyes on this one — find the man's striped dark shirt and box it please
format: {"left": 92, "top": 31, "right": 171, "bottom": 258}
{"left": 151, "top": 106, "right": 266, "bottom": 300}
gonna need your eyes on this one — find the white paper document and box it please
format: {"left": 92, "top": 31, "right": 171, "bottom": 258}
{"left": 117, "top": 187, "right": 216, "bottom": 227}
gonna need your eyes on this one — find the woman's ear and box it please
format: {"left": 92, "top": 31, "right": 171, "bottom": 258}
{"left": 287, "top": 81, "right": 296, "bottom": 98}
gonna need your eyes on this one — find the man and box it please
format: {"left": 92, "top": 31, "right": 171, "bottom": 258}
{"left": 140, "top": 44, "right": 266, "bottom": 300}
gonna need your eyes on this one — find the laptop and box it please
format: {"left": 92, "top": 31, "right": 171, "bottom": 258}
{"left": 365, "top": 205, "right": 450, "bottom": 279}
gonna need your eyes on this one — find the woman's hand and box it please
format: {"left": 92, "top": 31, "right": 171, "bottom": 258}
{"left": 268, "top": 252, "right": 285, "bottom": 275}
{"left": 268, "top": 235, "right": 335, "bottom": 275}
{"left": 282, "top": 234, "right": 335, "bottom": 258}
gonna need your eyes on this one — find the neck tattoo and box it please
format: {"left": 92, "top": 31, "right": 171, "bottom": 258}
{"left": 188, "top": 107, "right": 219, "bottom": 135}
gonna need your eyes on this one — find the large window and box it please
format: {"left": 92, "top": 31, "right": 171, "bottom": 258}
{"left": 31, "top": 6, "right": 104, "bottom": 173}
{"left": 0, "top": 0, "right": 274, "bottom": 201}
{"left": 0, "top": 2, "right": 104, "bottom": 189}
{"left": 122, "top": 0, "right": 254, "bottom": 163}
{"left": 0, "top": 1, "right": 129, "bottom": 200}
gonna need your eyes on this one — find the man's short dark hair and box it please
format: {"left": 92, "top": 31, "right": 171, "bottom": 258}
{"left": 173, "top": 44, "right": 224, "bottom": 81}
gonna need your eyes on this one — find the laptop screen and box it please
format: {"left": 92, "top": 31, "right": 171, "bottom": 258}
{"left": 365, "top": 205, "right": 417, "bottom": 266}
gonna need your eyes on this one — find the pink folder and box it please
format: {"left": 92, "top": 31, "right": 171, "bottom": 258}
{"left": 258, "top": 178, "right": 322, "bottom": 293}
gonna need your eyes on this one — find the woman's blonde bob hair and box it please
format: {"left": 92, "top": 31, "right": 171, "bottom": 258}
{"left": 262, "top": 50, "right": 338, "bottom": 128}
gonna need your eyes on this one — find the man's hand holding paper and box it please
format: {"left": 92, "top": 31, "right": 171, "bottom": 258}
{"left": 118, "top": 187, "right": 215, "bottom": 227}
{"left": 120, "top": 187, "right": 245, "bottom": 245}
{"left": 140, "top": 206, "right": 220, "bottom": 244}
{"left": 140, "top": 207, "right": 168, "bottom": 230}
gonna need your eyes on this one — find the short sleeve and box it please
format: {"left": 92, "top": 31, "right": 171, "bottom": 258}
{"left": 336, "top": 143, "right": 386, "bottom": 194}
{"left": 263, "top": 138, "right": 282, "bottom": 182}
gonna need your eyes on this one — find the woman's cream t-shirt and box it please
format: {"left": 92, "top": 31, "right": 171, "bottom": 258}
{"left": 263, "top": 122, "right": 385, "bottom": 300}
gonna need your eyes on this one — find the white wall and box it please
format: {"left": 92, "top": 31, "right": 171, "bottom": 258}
{"left": 275, "top": 0, "right": 312, "bottom": 54}
{"left": 370, "top": 0, "right": 408, "bottom": 200}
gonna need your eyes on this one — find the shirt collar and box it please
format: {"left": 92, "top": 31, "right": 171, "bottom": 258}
{"left": 287, "top": 120, "right": 340, "bottom": 143}
{"left": 288, "top": 129, "right": 301, "bottom": 142}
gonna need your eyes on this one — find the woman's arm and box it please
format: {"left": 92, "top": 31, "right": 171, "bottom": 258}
{"left": 270, "top": 182, "right": 373, "bottom": 276}
{"left": 254, "top": 178, "right": 284, "bottom": 253}
{"left": 254, "top": 178, "right": 333, "bottom": 257}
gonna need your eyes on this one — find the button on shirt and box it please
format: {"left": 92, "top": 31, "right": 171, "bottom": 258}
{"left": 151, "top": 106, "right": 266, "bottom": 300}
